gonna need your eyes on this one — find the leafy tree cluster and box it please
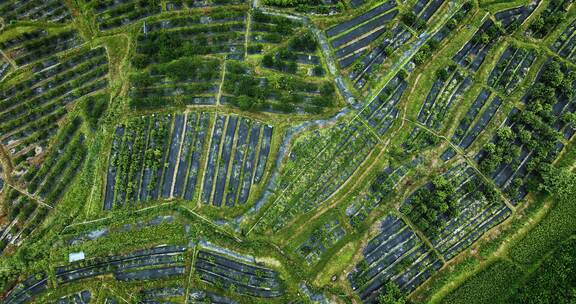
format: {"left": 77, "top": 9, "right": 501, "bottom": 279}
{"left": 528, "top": 0, "right": 569, "bottom": 38}
{"left": 479, "top": 60, "right": 575, "bottom": 195}
{"left": 133, "top": 29, "right": 241, "bottom": 68}
{"left": 401, "top": 12, "right": 426, "bottom": 30}
{"left": 401, "top": 175, "right": 458, "bottom": 235}
{"left": 262, "top": 53, "right": 299, "bottom": 74}
{"left": 401, "top": 175, "right": 499, "bottom": 235}
{"left": 413, "top": 39, "right": 440, "bottom": 65}
{"left": 224, "top": 61, "right": 334, "bottom": 113}
{"left": 82, "top": 94, "right": 109, "bottom": 130}
{"left": 377, "top": 281, "right": 412, "bottom": 304}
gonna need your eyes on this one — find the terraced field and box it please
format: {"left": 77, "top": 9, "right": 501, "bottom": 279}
{"left": 1, "top": 0, "right": 575, "bottom": 303}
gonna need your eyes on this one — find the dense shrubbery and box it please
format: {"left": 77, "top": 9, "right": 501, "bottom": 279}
{"left": 507, "top": 237, "right": 576, "bottom": 304}
{"left": 441, "top": 260, "right": 524, "bottom": 304}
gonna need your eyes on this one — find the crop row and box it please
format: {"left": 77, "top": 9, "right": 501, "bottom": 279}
{"left": 254, "top": 118, "right": 379, "bottom": 233}
{"left": 1, "top": 47, "right": 108, "bottom": 173}
{"left": 0, "top": 188, "right": 46, "bottom": 255}
{"left": 348, "top": 215, "right": 442, "bottom": 302}
{"left": 194, "top": 249, "right": 284, "bottom": 298}
{"left": 296, "top": 218, "right": 346, "bottom": 266}
{"left": 412, "top": 0, "right": 446, "bottom": 23}
{"left": 129, "top": 56, "right": 222, "bottom": 109}
{"left": 487, "top": 45, "right": 536, "bottom": 94}
{"left": 250, "top": 11, "right": 302, "bottom": 46}
{"left": 417, "top": 66, "right": 472, "bottom": 129}
{"left": 494, "top": 1, "right": 538, "bottom": 33}
{"left": 200, "top": 115, "right": 272, "bottom": 207}
{"left": 103, "top": 112, "right": 272, "bottom": 209}
{"left": 360, "top": 73, "right": 406, "bottom": 136}
{"left": 134, "top": 18, "right": 247, "bottom": 67}
{"left": 3, "top": 272, "right": 48, "bottom": 304}
{"left": 450, "top": 89, "right": 503, "bottom": 151}
{"left": 405, "top": 163, "right": 511, "bottom": 260}
{"left": 550, "top": 18, "right": 576, "bottom": 63}
{"left": 349, "top": 25, "right": 413, "bottom": 90}
{"left": 222, "top": 61, "right": 336, "bottom": 113}
{"left": 140, "top": 286, "right": 184, "bottom": 303}
{"left": 347, "top": 156, "right": 422, "bottom": 227}
{"left": 54, "top": 290, "right": 91, "bottom": 304}
{"left": 452, "top": 19, "right": 501, "bottom": 72}
{"left": 189, "top": 288, "right": 238, "bottom": 303}
{"left": 0, "top": 0, "right": 71, "bottom": 23}
{"left": 3, "top": 30, "right": 83, "bottom": 67}
{"left": 56, "top": 245, "right": 187, "bottom": 283}
{"left": 90, "top": 0, "right": 162, "bottom": 31}
{"left": 528, "top": 0, "right": 571, "bottom": 39}
{"left": 326, "top": 0, "right": 398, "bottom": 70}
{"left": 261, "top": 32, "right": 325, "bottom": 77}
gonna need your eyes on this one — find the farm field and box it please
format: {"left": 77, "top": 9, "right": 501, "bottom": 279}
{"left": 0, "top": 0, "right": 575, "bottom": 303}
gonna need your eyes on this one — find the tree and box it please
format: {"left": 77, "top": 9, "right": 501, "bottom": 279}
{"left": 262, "top": 54, "right": 275, "bottom": 67}
{"left": 378, "top": 281, "right": 410, "bottom": 304}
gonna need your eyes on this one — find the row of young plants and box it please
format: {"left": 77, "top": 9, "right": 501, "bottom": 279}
{"left": 349, "top": 24, "right": 412, "bottom": 90}
{"left": 413, "top": 2, "right": 473, "bottom": 66}
{"left": 3, "top": 30, "right": 84, "bottom": 67}
{"left": 487, "top": 45, "right": 536, "bottom": 95}
{"left": 55, "top": 244, "right": 187, "bottom": 284}
{"left": 0, "top": 189, "right": 47, "bottom": 256}
{"left": 133, "top": 11, "right": 247, "bottom": 69}
{"left": 493, "top": 0, "right": 538, "bottom": 34}
{"left": 402, "top": 163, "right": 511, "bottom": 260}
{"left": 129, "top": 56, "right": 221, "bottom": 109}
{"left": 262, "top": 0, "right": 343, "bottom": 15}
{"left": 551, "top": 17, "right": 576, "bottom": 63}
{"left": 194, "top": 249, "right": 285, "bottom": 298}
{"left": 1, "top": 47, "right": 108, "bottom": 167}
{"left": 253, "top": 117, "right": 379, "bottom": 234}
{"left": 89, "top": 0, "right": 163, "bottom": 31}
{"left": 294, "top": 217, "right": 346, "bottom": 266}
{"left": 199, "top": 114, "right": 272, "bottom": 207}
{"left": 405, "top": 66, "right": 472, "bottom": 152}
{"left": 250, "top": 10, "right": 303, "bottom": 51}
{"left": 348, "top": 215, "right": 443, "bottom": 302}
{"left": 449, "top": 89, "right": 503, "bottom": 152}
{"left": 104, "top": 112, "right": 273, "bottom": 210}
{"left": 452, "top": 19, "right": 502, "bottom": 73}
{"left": 346, "top": 155, "right": 422, "bottom": 227}
{"left": 359, "top": 73, "right": 406, "bottom": 137}
{"left": 0, "top": 0, "right": 71, "bottom": 24}
{"left": 528, "top": 0, "right": 572, "bottom": 38}
{"left": 403, "top": 0, "right": 446, "bottom": 30}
